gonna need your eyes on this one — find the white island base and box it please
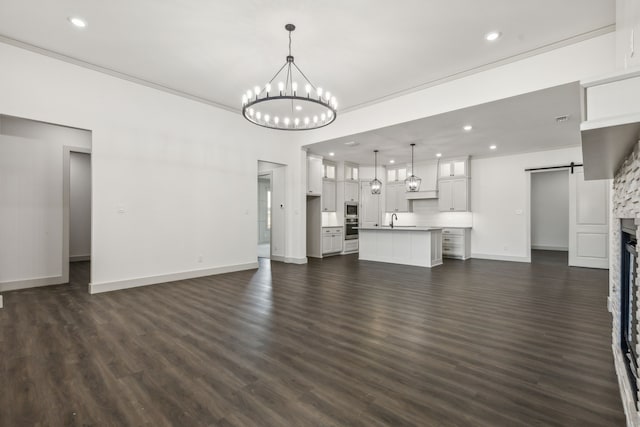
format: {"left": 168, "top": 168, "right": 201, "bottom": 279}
{"left": 358, "top": 226, "right": 443, "bottom": 268}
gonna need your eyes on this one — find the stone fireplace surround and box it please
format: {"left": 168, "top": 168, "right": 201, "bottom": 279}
{"left": 612, "top": 141, "right": 640, "bottom": 426}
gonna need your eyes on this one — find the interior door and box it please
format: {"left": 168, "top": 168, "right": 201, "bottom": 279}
{"left": 569, "top": 167, "right": 610, "bottom": 268}
{"left": 361, "top": 182, "right": 381, "bottom": 227}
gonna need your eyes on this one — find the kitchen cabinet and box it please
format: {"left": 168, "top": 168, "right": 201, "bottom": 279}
{"left": 323, "top": 161, "right": 336, "bottom": 180}
{"left": 385, "top": 182, "right": 409, "bottom": 213}
{"left": 345, "top": 164, "right": 359, "bottom": 181}
{"left": 343, "top": 239, "right": 359, "bottom": 253}
{"left": 360, "top": 182, "right": 381, "bottom": 227}
{"left": 442, "top": 228, "right": 471, "bottom": 260}
{"left": 322, "top": 179, "right": 336, "bottom": 212}
{"left": 307, "top": 155, "right": 323, "bottom": 195}
{"left": 322, "top": 227, "right": 343, "bottom": 254}
{"left": 344, "top": 181, "right": 359, "bottom": 202}
{"left": 439, "top": 158, "right": 468, "bottom": 178}
{"left": 438, "top": 178, "right": 469, "bottom": 212}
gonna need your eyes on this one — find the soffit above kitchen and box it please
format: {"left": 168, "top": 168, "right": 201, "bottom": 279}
{"left": 0, "top": 1, "right": 614, "bottom": 113}
{"left": 303, "top": 83, "right": 582, "bottom": 165}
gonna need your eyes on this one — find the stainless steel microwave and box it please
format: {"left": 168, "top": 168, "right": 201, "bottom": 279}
{"left": 345, "top": 202, "right": 358, "bottom": 218}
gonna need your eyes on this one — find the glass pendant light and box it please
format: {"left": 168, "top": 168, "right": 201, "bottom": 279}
{"left": 370, "top": 150, "right": 382, "bottom": 194}
{"left": 405, "top": 143, "right": 421, "bottom": 192}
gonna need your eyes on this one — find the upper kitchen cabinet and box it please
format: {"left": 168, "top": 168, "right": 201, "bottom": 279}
{"left": 438, "top": 157, "right": 469, "bottom": 179}
{"left": 438, "top": 178, "right": 469, "bottom": 212}
{"left": 344, "top": 163, "right": 359, "bottom": 181}
{"left": 345, "top": 181, "right": 359, "bottom": 203}
{"left": 385, "top": 182, "right": 410, "bottom": 213}
{"left": 323, "top": 160, "right": 337, "bottom": 180}
{"left": 307, "top": 155, "right": 323, "bottom": 195}
{"left": 322, "top": 179, "right": 336, "bottom": 212}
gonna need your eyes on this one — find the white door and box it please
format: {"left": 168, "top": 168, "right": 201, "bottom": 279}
{"left": 361, "top": 182, "right": 381, "bottom": 227}
{"left": 438, "top": 180, "right": 453, "bottom": 211}
{"left": 569, "top": 167, "right": 609, "bottom": 269}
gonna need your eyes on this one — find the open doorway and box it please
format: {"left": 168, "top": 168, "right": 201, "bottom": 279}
{"left": 530, "top": 169, "right": 569, "bottom": 264}
{"left": 257, "top": 161, "right": 286, "bottom": 262}
{"left": 257, "top": 173, "right": 272, "bottom": 258}
{"left": 0, "top": 115, "right": 92, "bottom": 295}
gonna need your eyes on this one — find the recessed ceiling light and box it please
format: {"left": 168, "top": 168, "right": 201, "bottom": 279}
{"left": 489, "top": 145, "right": 497, "bottom": 150}
{"left": 463, "top": 125, "right": 473, "bottom": 131}
{"left": 295, "top": 105, "right": 302, "bottom": 111}
{"left": 389, "top": 160, "right": 395, "bottom": 164}
{"left": 328, "top": 152, "right": 335, "bottom": 156}
{"left": 68, "top": 17, "right": 87, "bottom": 28}
{"left": 436, "top": 153, "right": 442, "bottom": 158}
{"left": 485, "top": 31, "right": 501, "bottom": 42}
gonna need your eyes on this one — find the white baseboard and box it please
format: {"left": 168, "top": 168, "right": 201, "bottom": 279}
{"left": 285, "top": 257, "right": 308, "bottom": 264}
{"left": 70, "top": 255, "right": 91, "bottom": 262}
{"left": 531, "top": 245, "right": 568, "bottom": 251}
{"left": 88, "top": 262, "right": 259, "bottom": 294}
{"left": 471, "top": 253, "right": 531, "bottom": 263}
{"left": 0, "top": 275, "right": 65, "bottom": 292}
{"left": 270, "top": 255, "right": 285, "bottom": 262}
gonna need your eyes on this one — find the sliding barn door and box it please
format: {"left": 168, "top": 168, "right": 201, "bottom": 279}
{"left": 568, "top": 167, "right": 610, "bottom": 269}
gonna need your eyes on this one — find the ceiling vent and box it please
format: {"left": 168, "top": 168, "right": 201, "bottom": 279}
{"left": 555, "top": 115, "right": 571, "bottom": 123}
{"left": 344, "top": 141, "right": 359, "bottom": 146}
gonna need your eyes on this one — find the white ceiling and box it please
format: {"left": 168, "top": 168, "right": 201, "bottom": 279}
{"left": 0, "top": 1, "right": 614, "bottom": 112}
{"left": 303, "top": 82, "right": 582, "bottom": 165}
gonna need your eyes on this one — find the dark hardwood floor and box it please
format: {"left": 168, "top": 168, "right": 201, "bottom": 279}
{"left": 0, "top": 252, "right": 624, "bottom": 426}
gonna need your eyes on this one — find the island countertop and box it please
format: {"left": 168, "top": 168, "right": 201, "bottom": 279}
{"left": 357, "top": 226, "right": 442, "bottom": 231}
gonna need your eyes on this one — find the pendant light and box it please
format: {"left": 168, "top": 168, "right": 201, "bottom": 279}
{"left": 370, "top": 150, "right": 382, "bottom": 194}
{"left": 405, "top": 143, "right": 421, "bottom": 192}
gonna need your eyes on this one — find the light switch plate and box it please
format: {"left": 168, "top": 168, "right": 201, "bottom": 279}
{"left": 515, "top": 209, "right": 523, "bottom": 215}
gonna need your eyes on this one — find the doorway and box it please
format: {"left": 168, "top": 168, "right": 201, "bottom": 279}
{"left": 257, "top": 173, "right": 272, "bottom": 259}
{"left": 530, "top": 170, "right": 569, "bottom": 264}
{"left": 527, "top": 166, "right": 609, "bottom": 268}
{"left": 257, "top": 160, "right": 286, "bottom": 262}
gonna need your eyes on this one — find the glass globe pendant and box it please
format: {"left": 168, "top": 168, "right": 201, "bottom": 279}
{"left": 370, "top": 150, "right": 382, "bottom": 194}
{"left": 405, "top": 143, "right": 421, "bottom": 192}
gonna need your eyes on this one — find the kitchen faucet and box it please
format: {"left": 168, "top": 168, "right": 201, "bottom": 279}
{"left": 390, "top": 213, "right": 398, "bottom": 228}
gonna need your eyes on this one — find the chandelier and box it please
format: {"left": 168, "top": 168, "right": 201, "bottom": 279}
{"left": 370, "top": 150, "right": 382, "bottom": 194}
{"left": 241, "top": 24, "right": 338, "bottom": 131}
{"left": 405, "top": 143, "right": 421, "bottom": 192}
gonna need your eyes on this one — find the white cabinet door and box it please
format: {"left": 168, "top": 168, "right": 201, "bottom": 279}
{"left": 395, "top": 184, "right": 409, "bottom": 212}
{"left": 332, "top": 234, "right": 343, "bottom": 253}
{"left": 569, "top": 168, "right": 609, "bottom": 268}
{"left": 453, "top": 160, "right": 466, "bottom": 177}
{"left": 361, "top": 182, "right": 381, "bottom": 227}
{"left": 438, "top": 180, "right": 453, "bottom": 211}
{"left": 322, "top": 180, "right": 336, "bottom": 212}
{"left": 307, "top": 156, "right": 323, "bottom": 195}
{"left": 345, "top": 181, "right": 359, "bottom": 202}
{"left": 322, "top": 234, "right": 333, "bottom": 254}
{"left": 385, "top": 183, "right": 397, "bottom": 212}
{"left": 452, "top": 179, "right": 468, "bottom": 211}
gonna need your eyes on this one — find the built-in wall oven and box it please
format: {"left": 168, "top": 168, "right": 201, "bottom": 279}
{"left": 345, "top": 218, "right": 358, "bottom": 240}
{"left": 345, "top": 202, "right": 358, "bottom": 218}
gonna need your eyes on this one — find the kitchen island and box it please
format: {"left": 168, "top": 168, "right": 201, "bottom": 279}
{"left": 358, "top": 226, "right": 443, "bottom": 267}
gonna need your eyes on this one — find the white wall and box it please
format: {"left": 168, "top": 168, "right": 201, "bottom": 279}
{"left": 70, "top": 152, "right": 92, "bottom": 260}
{"left": 531, "top": 170, "right": 569, "bottom": 250}
{"left": 616, "top": 0, "right": 640, "bottom": 69}
{"left": 471, "top": 146, "right": 582, "bottom": 261}
{"left": 0, "top": 41, "right": 306, "bottom": 293}
{"left": 294, "top": 34, "right": 616, "bottom": 147}
{"left": 0, "top": 116, "right": 91, "bottom": 289}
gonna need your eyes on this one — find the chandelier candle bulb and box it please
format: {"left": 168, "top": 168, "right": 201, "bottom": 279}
{"left": 294, "top": 118, "right": 300, "bottom": 127}
{"left": 305, "top": 84, "right": 311, "bottom": 95}
{"left": 274, "top": 117, "right": 280, "bottom": 125}
{"left": 292, "top": 82, "right": 298, "bottom": 94}
{"left": 264, "top": 114, "right": 270, "bottom": 123}
{"left": 265, "top": 83, "right": 271, "bottom": 95}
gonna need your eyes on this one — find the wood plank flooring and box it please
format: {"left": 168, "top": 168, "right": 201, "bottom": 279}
{"left": 0, "top": 252, "right": 624, "bottom": 426}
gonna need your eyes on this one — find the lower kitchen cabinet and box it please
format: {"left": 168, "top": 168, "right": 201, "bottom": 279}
{"left": 322, "top": 227, "right": 343, "bottom": 255}
{"left": 343, "top": 239, "right": 359, "bottom": 253}
{"left": 442, "top": 228, "right": 471, "bottom": 260}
